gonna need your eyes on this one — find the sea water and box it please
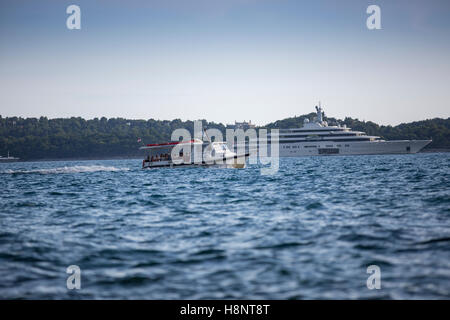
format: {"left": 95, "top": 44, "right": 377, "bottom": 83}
{"left": 0, "top": 153, "right": 449, "bottom": 299}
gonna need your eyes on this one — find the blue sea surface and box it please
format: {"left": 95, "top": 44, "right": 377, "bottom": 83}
{"left": 0, "top": 153, "right": 449, "bottom": 299}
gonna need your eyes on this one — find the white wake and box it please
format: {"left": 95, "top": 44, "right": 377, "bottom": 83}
{"left": 2, "top": 165, "right": 130, "bottom": 174}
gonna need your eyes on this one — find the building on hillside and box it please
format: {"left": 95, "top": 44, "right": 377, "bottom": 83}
{"left": 226, "top": 120, "right": 256, "bottom": 131}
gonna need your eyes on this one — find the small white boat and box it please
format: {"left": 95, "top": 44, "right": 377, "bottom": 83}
{"left": 140, "top": 139, "right": 249, "bottom": 169}
{"left": 0, "top": 151, "right": 20, "bottom": 162}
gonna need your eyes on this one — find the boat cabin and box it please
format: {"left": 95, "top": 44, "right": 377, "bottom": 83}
{"left": 140, "top": 139, "right": 203, "bottom": 168}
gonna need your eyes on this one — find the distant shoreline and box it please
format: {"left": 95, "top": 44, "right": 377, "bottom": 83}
{"left": 3, "top": 149, "right": 449, "bottom": 163}
{"left": 2, "top": 113, "right": 448, "bottom": 160}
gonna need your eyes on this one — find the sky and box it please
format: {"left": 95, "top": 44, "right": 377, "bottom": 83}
{"left": 0, "top": 0, "right": 449, "bottom": 126}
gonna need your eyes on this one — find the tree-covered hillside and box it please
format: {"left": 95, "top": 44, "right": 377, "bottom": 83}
{"left": 0, "top": 116, "right": 224, "bottom": 160}
{"left": 0, "top": 113, "right": 449, "bottom": 160}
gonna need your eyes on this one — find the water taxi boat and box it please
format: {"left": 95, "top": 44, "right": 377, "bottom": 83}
{"left": 140, "top": 139, "right": 249, "bottom": 169}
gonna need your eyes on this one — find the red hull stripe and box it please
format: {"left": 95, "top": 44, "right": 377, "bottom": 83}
{"left": 146, "top": 139, "right": 196, "bottom": 147}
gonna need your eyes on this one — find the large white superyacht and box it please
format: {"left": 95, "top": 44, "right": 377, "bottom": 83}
{"left": 269, "top": 105, "right": 431, "bottom": 157}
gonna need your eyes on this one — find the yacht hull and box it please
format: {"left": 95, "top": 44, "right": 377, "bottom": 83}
{"left": 275, "top": 140, "right": 432, "bottom": 157}
{"left": 143, "top": 162, "right": 245, "bottom": 169}
{"left": 142, "top": 153, "right": 250, "bottom": 169}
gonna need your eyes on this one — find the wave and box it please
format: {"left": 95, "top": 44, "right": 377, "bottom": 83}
{"left": 1, "top": 165, "right": 129, "bottom": 174}
{"left": 416, "top": 237, "right": 450, "bottom": 245}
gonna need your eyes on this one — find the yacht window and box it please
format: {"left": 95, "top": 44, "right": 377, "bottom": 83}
{"left": 318, "top": 148, "right": 339, "bottom": 155}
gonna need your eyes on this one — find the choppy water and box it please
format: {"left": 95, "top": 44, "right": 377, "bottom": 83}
{"left": 0, "top": 153, "right": 449, "bottom": 299}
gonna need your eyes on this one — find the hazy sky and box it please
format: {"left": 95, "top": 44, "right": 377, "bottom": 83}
{"left": 0, "top": 0, "right": 449, "bottom": 125}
